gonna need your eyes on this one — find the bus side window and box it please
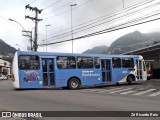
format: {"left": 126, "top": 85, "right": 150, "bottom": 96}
{"left": 57, "top": 56, "right": 76, "bottom": 69}
{"left": 77, "top": 58, "right": 83, "bottom": 69}
{"left": 77, "top": 57, "right": 93, "bottom": 69}
{"left": 94, "top": 57, "right": 100, "bottom": 69}
{"left": 122, "top": 58, "right": 134, "bottom": 68}
{"left": 84, "top": 57, "right": 93, "bottom": 68}
{"left": 68, "top": 57, "right": 76, "bottom": 69}
{"left": 57, "top": 63, "right": 62, "bottom": 69}
{"left": 112, "top": 57, "right": 121, "bottom": 68}
{"left": 18, "top": 55, "right": 40, "bottom": 70}
{"left": 57, "top": 57, "right": 65, "bottom": 69}
{"left": 70, "top": 63, "right": 76, "bottom": 69}
{"left": 19, "top": 63, "right": 25, "bottom": 69}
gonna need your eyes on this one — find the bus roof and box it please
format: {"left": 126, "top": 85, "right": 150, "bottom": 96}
{"left": 16, "top": 51, "right": 142, "bottom": 58}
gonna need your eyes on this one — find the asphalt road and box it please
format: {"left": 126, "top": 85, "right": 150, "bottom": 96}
{"left": 0, "top": 79, "right": 160, "bottom": 120}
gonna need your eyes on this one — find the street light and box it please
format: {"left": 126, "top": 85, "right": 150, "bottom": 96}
{"left": 9, "top": 18, "right": 33, "bottom": 51}
{"left": 45, "top": 24, "right": 51, "bottom": 52}
{"left": 70, "top": 4, "right": 77, "bottom": 53}
{"left": 15, "top": 44, "right": 26, "bottom": 51}
{"left": 42, "top": 40, "right": 45, "bottom": 52}
{"left": 122, "top": 0, "right": 124, "bottom": 8}
{"left": 9, "top": 18, "right": 26, "bottom": 32}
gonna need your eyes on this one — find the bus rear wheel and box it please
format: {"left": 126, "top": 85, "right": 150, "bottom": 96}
{"left": 68, "top": 78, "right": 80, "bottom": 90}
{"left": 127, "top": 75, "right": 133, "bottom": 85}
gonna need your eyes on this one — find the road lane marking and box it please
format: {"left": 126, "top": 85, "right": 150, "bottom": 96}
{"left": 97, "top": 87, "right": 124, "bottom": 93}
{"left": 109, "top": 88, "right": 132, "bottom": 93}
{"left": 148, "top": 91, "right": 160, "bottom": 97}
{"left": 133, "top": 89, "right": 156, "bottom": 95}
{"left": 82, "top": 88, "right": 160, "bottom": 97}
{"left": 120, "top": 91, "right": 135, "bottom": 95}
{"left": 81, "top": 88, "right": 105, "bottom": 92}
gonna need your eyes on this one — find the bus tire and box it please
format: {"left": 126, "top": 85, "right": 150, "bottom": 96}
{"left": 127, "top": 75, "right": 133, "bottom": 85}
{"left": 68, "top": 78, "right": 80, "bottom": 90}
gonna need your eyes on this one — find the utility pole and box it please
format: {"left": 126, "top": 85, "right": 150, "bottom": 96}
{"left": 122, "top": 0, "right": 124, "bottom": 8}
{"left": 70, "top": 4, "right": 77, "bottom": 53}
{"left": 25, "top": 4, "right": 43, "bottom": 52}
{"left": 22, "top": 30, "right": 33, "bottom": 51}
{"left": 45, "top": 24, "right": 51, "bottom": 52}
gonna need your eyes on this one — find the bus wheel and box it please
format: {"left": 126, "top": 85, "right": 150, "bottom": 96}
{"left": 68, "top": 78, "right": 80, "bottom": 90}
{"left": 127, "top": 75, "right": 133, "bottom": 85}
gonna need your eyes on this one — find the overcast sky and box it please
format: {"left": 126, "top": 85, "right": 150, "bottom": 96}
{"left": 0, "top": 0, "right": 160, "bottom": 53}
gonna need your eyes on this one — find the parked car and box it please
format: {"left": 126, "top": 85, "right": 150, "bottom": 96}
{"left": 0, "top": 75, "right": 8, "bottom": 80}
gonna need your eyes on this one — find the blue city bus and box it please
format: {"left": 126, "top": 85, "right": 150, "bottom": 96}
{"left": 12, "top": 51, "right": 147, "bottom": 89}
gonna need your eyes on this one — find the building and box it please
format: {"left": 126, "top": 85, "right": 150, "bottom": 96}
{"left": 0, "top": 58, "right": 11, "bottom": 76}
{"left": 124, "top": 42, "right": 160, "bottom": 78}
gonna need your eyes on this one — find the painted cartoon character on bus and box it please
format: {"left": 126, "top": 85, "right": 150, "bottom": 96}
{"left": 24, "top": 71, "right": 40, "bottom": 82}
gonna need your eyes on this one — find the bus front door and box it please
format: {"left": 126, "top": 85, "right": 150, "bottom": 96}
{"left": 101, "top": 59, "right": 111, "bottom": 82}
{"left": 42, "top": 58, "right": 55, "bottom": 87}
{"left": 136, "top": 60, "right": 147, "bottom": 80}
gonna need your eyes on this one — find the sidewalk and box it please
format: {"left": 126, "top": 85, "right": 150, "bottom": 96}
{"left": 147, "top": 79, "right": 160, "bottom": 83}
{"left": 142, "top": 79, "right": 160, "bottom": 90}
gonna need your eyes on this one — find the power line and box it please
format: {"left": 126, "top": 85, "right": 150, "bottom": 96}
{"left": 43, "top": 0, "right": 93, "bottom": 19}
{"left": 29, "top": 0, "right": 37, "bottom": 5}
{"left": 38, "top": 12, "right": 160, "bottom": 46}
{"left": 0, "top": 14, "right": 22, "bottom": 32}
{"left": 41, "top": 0, "right": 94, "bottom": 17}
{"left": 39, "top": 0, "right": 159, "bottom": 44}
{"left": 39, "top": 0, "right": 156, "bottom": 41}
{"left": 79, "top": 13, "right": 160, "bottom": 37}
{"left": 70, "top": 2, "right": 160, "bottom": 37}
{"left": 39, "top": 2, "right": 120, "bottom": 40}
{"left": 36, "top": 0, "right": 52, "bottom": 7}
{"left": 69, "top": 0, "right": 156, "bottom": 31}
{"left": 43, "top": 0, "right": 64, "bottom": 10}
{"left": 71, "top": 12, "right": 160, "bottom": 39}
{"left": 38, "top": 0, "right": 139, "bottom": 39}
{"left": 42, "top": 0, "right": 75, "bottom": 16}
{"left": 43, "top": 0, "right": 153, "bottom": 19}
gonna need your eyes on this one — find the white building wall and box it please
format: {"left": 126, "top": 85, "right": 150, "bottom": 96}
{"left": 0, "top": 59, "right": 11, "bottom": 76}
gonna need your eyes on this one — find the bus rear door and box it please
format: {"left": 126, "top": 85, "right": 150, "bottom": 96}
{"left": 41, "top": 58, "right": 55, "bottom": 87}
{"left": 101, "top": 59, "right": 111, "bottom": 82}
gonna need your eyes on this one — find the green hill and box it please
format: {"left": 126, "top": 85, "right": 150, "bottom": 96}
{"left": 0, "top": 39, "right": 16, "bottom": 62}
{"left": 83, "top": 31, "right": 160, "bottom": 54}
{"left": 107, "top": 31, "right": 160, "bottom": 54}
{"left": 83, "top": 45, "right": 108, "bottom": 54}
